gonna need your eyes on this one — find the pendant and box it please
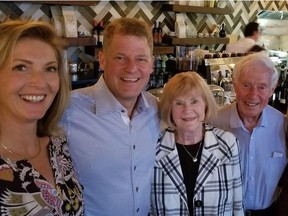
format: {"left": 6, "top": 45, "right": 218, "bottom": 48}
{"left": 192, "top": 158, "right": 197, "bottom": 162}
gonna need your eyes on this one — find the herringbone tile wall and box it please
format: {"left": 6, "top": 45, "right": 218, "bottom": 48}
{"left": 0, "top": 1, "right": 287, "bottom": 64}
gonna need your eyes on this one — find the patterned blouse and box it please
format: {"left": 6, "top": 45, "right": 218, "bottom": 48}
{"left": 0, "top": 135, "right": 84, "bottom": 216}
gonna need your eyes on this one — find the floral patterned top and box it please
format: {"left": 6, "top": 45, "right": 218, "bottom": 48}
{"left": 0, "top": 135, "right": 84, "bottom": 216}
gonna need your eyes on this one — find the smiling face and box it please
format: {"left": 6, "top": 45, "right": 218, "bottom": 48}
{"left": 0, "top": 38, "right": 60, "bottom": 123}
{"left": 234, "top": 63, "right": 274, "bottom": 122}
{"left": 172, "top": 91, "right": 206, "bottom": 136}
{"left": 99, "top": 34, "right": 153, "bottom": 109}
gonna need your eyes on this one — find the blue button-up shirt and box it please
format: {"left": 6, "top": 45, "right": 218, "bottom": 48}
{"left": 211, "top": 103, "right": 287, "bottom": 210}
{"left": 61, "top": 77, "right": 160, "bottom": 216}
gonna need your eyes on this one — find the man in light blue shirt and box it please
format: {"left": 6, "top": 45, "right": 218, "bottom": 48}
{"left": 211, "top": 52, "right": 287, "bottom": 215}
{"left": 61, "top": 18, "right": 160, "bottom": 216}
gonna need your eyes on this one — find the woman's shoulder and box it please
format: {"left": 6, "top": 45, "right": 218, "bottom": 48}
{"left": 205, "top": 124, "right": 237, "bottom": 146}
{"left": 49, "top": 133, "right": 67, "bottom": 143}
{"left": 206, "top": 124, "right": 235, "bottom": 137}
{"left": 48, "top": 134, "right": 69, "bottom": 153}
{"left": 205, "top": 125, "right": 239, "bottom": 160}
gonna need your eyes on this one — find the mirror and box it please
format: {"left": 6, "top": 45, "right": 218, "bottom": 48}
{"left": 258, "top": 10, "right": 288, "bottom": 51}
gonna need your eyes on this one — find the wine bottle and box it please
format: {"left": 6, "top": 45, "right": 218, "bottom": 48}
{"left": 219, "top": 23, "right": 226, "bottom": 37}
{"left": 217, "top": 71, "right": 224, "bottom": 87}
{"left": 274, "top": 66, "right": 286, "bottom": 110}
{"left": 92, "top": 19, "right": 98, "bottom": 45}
{"left": 97, "top": 20, "right": 104, "bottom": 47}
{"left": 278, "top": 73, "right": 288, "bottom": 114}
{"left": 153, "top": 22, "right": 158, "bottom": 45}
{"left": 157, "top": 22, "right": 162, "bottom": 45}
{"left": 223, "top": 70, "right": 233, "bottom": 92}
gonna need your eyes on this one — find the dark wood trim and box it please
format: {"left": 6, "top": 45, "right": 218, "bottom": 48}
{"left": 64, "top": 37, "right": 96, "bottom": 47}
{"left": 153, "top": 46, "right": 175, "bottom": 55}
{"left": 84, "top": 45, "right": 175, "bottom": 57}
{"left": 19, "top": 1, "right": 97, "bottom": 6}
{"left": 162, "top": 4, "right": 231, "bottom": 15}
{"left": 163, "top": 37, "right": 229, "bottom": 45}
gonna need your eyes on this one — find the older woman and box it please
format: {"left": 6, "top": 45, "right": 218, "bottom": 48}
{"left": 150, "top": 72, "right": 244, "bottom": 216}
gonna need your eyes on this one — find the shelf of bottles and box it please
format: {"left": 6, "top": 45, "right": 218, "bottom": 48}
{"left": 147, "top": 55, "right": 176, "bottom": 91}
{"left": 84, "top": 19, "right": 174, "bottom": 56}
{"left": 269, "top": 62, "right": 288, "bottom": 114}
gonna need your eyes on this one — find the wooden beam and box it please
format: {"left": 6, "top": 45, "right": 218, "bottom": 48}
{"left": 17, "top": 1, "right": 97, "bottom": 6}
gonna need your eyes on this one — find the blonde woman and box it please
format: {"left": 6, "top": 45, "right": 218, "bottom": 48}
{"left": 151, "top": 72, "right": 244, "bottom": 216}
{"left": 0, "top": 20, "right": 84, "bottom": 215}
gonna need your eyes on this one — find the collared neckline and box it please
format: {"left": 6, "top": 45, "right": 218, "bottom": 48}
{"left": 92, "top": 76, "right": 151, "bottom": 115}
{"left": 230, "top": 102, "right": 266, "bottom": 130}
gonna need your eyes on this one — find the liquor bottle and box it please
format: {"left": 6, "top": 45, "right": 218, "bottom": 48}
{"left": 157, "top": 71, "right": 164, "bottom": 88}
{"left": 97, "top": 20, "right": 104, "bottom": 47}
{"left": 278, "top": 73, "right": 288, "bottom": 114}
{"left": 223, "top": 70, "right": 233, "bottom": 92}
{"left": 219, "top": 23, "right": 226, "bottom": 37}
{"left": 153, "top": 22, "right": 158, "bottom": 45}
{"left": 149, "top": 73, "right": 157, "bottom": 89}
{"left": 217, "top": 71, "right": 224, "bottom": 87}
{"left": 273, "top": 66, "right": 286, "bottom": 109}
{"left": 92, "top": 19, "right": 98, "bottom": 45}
{"left": 268, "top": 92, "right": 276, "bottom": 107}
{"left": 157, "top": 22, "right": 162, "bottom": 45}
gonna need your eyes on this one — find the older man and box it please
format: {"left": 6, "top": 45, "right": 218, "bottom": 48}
{"left": 211, "top": 52, "right": 287, "bottom": 216}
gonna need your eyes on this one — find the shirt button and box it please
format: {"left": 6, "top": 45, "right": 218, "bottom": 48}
{"left": 136, "top": 187, "right": 139, "bottom": 192}
{"left": 194, "top": 200, "right": 203, "bottom": 207}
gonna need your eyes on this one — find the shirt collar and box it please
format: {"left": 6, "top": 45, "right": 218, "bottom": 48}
{"left": 92, "top": 76, "right": 151, "bottom": 115}
{"left": 230, "top": 102, "right": 267, "bottom": 129}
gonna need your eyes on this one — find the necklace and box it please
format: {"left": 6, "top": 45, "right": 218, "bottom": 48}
{"left": 1, "top": 137, "right": 41, "bottom": 160}
{"left": 181, "top": 140, "right": 203, "bottom": 163}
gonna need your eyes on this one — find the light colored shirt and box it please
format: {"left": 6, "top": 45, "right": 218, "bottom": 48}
{"left": 61, "top": 76, "right": 160, "bottom": 216}
{"left": 226, "top": 38, "right": 256, "bottom": 53}
{"left": 210, "top": 103, "right": 287, "bottom": 210}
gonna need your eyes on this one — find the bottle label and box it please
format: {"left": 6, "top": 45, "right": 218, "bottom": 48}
{"left": 93, "top": 34, "right": 98, "bottom": 45}
{"left": 158, "top": 33, "right": 162, "bottom": 45}
{"left": 154, "top": 33, "right": 158, "bottom": 45}
{"left": 99, "top": 35, "right": 103, "bottom": 43}
{"left": 280, "top": 98, "right": 286, "bottom": 104}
